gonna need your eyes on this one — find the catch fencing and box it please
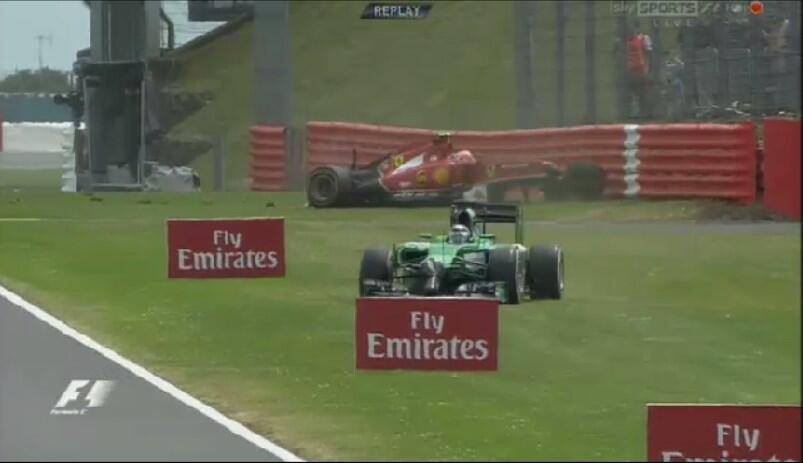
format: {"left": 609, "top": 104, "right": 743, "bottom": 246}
{"left": 512, "top": 0, "right": 801, "bottom": 127}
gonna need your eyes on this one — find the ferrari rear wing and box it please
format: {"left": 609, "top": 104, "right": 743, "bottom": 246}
{"left": 450, "top": 201, "right": 524, "bottom": 244}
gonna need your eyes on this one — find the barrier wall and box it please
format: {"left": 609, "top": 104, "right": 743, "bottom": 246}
{"left": 306, "top": 122, "right": 435, "bottom": 171}
{"left": 306, "top": 121, "right": 757, "bottom": 202}
{"left": 249, "top": 126, "right": 287, "bottom": 192}
{"left": 633, "top": 123, "right": 757, "bottom": 204}
{"left": 762, "top": 118, "right": 801, "bottom": 219}
{"left": 451, "top": 126, "right": 628, "bottom": 197}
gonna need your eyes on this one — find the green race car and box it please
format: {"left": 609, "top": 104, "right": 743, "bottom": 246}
{"left": 359, "top": 202, "right": 564, "bottom": 304}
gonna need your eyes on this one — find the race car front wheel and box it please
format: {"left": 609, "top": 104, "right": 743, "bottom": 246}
{"left": 488, "top": 246, "right": 526, "bottom": 305}
{"left": 527, "top": 245, "right": 564, "bottom": 300}
{"left": 359, "top": 248, "right": 392, "bottom": 297}
{"left": 307, "top": 166, "right": 353, "bottom": 208}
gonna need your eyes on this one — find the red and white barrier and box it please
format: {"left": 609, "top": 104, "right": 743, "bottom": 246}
{"left": 305, "top": 121, "right": 758, "bottom": 203}
{"left": 632, "top": 123, "right": 757, "bottom": 203}
{"left": 249, "top": 126, "right": 288, "bottom": 192}
{"left": 762, "top": 118, "right": 801, "bottom": 220}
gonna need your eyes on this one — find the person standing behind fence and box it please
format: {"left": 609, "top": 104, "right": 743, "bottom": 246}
{"left": 662, "top": 51, "right": 686, "bottom": 121}
{"left": 626, "top": 21, "right": 654, "bottom": 120}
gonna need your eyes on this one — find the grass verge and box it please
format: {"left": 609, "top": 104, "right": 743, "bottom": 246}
{"left": 0, "top": 191, "right": 799, "bottom": 460}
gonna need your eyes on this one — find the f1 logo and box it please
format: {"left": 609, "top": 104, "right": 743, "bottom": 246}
{"left": 51, "top": 379, "right": 116, "bottom": 415}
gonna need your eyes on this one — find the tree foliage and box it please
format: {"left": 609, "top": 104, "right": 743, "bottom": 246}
{"left": 0, "top": 68, "right": 71, "bottom": 93}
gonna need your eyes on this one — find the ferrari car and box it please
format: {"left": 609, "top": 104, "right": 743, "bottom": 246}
{"left": 358, "top": 202, "right": 564, "bottom": 304}
{"left": 307, "top": 133, "right": 605, "bottom": 208}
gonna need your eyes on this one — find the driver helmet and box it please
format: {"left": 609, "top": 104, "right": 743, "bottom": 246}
{"left": 448, "top": 224, "right": 471, "bottom": 244}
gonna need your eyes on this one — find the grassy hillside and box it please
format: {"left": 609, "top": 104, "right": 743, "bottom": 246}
{"left": 169, "top": 1, "right": 629, "bottom": 190}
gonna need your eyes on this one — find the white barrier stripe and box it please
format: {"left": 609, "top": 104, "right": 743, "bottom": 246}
{"left": 0, "top": 284, "right": 305, "bottom": 462}
{"left": 623, "top": 124, "right": 640, "bottom": 198}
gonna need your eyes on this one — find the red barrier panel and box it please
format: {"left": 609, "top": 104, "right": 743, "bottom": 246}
{"left": 763, "top": 118, "right": 801, "bottom": 220}
{"left": 306, "top": 122, "right": 628, "bottom": 197}
{"left": 250, "top": 126, "right": 287, "bottom": 192}
{"left": 306, "top": 121, "right": 435, "bottom": 172}
{"left": 450, "top": 125, "right": 627, "bottom": 197}
{"left": 634, "top": 123, "right": 757, "bottom": 204}
{"left": 305, "top": 121, "right": 758, "bottom": 202}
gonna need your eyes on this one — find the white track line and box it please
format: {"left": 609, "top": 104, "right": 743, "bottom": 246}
{"left": 0, "top": 283, "right": 304, "bottom": 462}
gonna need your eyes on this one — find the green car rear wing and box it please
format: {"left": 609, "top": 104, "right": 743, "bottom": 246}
{"left": 450, "top": 201, "right": 524, "bottom": 244}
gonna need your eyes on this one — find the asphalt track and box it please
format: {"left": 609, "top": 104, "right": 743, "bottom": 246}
{"left": 0, "top": 287, "right": 300, "bottom": 462}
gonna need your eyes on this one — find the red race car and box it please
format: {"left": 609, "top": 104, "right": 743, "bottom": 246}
{"left": 306, "top": 133, "right": 604, "bottom": 208}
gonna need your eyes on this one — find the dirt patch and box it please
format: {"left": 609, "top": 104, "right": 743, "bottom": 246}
{"left": 693, "top": 199, "right": 790, "bottom": 223}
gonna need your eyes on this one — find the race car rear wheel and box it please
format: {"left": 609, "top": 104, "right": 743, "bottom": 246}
{"left": 564, "top": 163, "right": 605, "bottom": 200}
{"left": 527, "top": 245, "right": 564, "bottom": 300}
{"left": 488, "top": 246, "right": 525, "bottom": 304}
{"left": 359, "top": 248, "right": 392, "bottom": 297}
{"left": 543, "top": 163, "right": 605, "bottom": 201}
{"left": 307, "top": 166, "right": 353, "bottom": 208}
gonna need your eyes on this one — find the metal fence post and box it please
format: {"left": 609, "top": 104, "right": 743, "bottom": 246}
{"left": 214, "top": 136, "right": 225, "bottom": 192}
{"left": 585, "top": 0, "right": 596, "bottom": 124}
{"left": 514, "top": 1, "right": 536, "bottom": 129}
{"left": 616, "top": 13, "right": 629, "bottom": 121}
{"left": 556, "top": 2, "right": 566, "bottom": 127}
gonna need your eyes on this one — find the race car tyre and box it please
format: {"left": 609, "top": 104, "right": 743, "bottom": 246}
{"left": 488, "top": 245, "right": 525, "bottom": 305}
{"left": 359, "top": 248, "right": 392, "bottom": 296}
{"left": 542, "top": 178, "right": 566, "bottom": 201}
{"left": 527, "top": 245, "right": 564, "bottom": 300}
{"left": 564, "top": 163, "right": 605, "bottom": 200}
{"left": 307, "top": 166, "right": 353, "bottom": 208}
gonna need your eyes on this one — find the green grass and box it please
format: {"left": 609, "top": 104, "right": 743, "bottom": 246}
{"left": 0, "top": 169, "right": 62, "bottom": 191}
{"left": 0, "top": 190, "right": 799, "bottom": 461}
{"left": 169, "top": 1, "right": 629, "bottom": 189}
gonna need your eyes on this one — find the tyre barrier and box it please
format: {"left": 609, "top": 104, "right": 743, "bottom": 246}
{"left": 306, "top": 121, "right": 435, "bottom": 172}
{"left": 762, "top": 118, "right": 801, "bottom": 219}
{"left": 305, "top": 121, "right": 757, "bottom": 203}
{"left": 449, "top": 126, "right": 627, "bottom": 198}
{"left": 250, "top": 125, "right": 287, "bottom": 192}
{"left": 628, "top": 123, "right": 757, "bottom": 204}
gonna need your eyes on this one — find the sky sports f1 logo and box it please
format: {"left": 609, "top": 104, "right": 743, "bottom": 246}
{"left": 50, "top": 379, "right": 115, "bottom": 415}
{"left": 361, "top": 3, "right": 432, "bottom": 20}
{"left": 611, "top": 1, "right": 759, "bottom": 17}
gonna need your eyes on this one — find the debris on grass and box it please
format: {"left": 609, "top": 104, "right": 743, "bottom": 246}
{"left": 694, "top": 200, "right": 787, "bottom": 222}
